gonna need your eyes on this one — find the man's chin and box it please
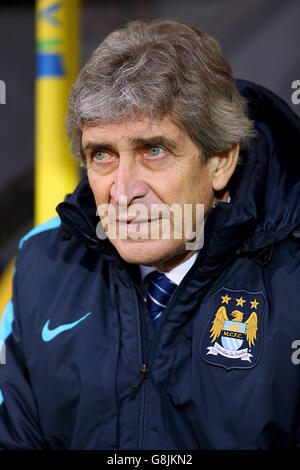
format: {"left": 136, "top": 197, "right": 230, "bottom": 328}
{"left": 109, "top": 237, "right": 184, "bottom": 266}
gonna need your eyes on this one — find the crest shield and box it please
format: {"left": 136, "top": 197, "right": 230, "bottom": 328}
{"left": 201, "top": 287, "right": 265, "bottom": 370}
{"left": 221, "top": 320, "right": 246, "bottom": 351}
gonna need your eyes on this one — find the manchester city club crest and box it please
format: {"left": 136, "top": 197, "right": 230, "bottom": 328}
{"left": 201, "top": 288, "right": 265, "bottom": 370}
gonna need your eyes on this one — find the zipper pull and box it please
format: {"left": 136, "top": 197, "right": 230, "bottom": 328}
{"left": 130, "top": 364, "right": 148, "bottom": 398}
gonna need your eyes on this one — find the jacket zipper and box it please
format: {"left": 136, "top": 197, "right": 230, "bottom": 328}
{"left": 128, "top": 276, "right": 150, "bottom": 449}
{"left": 130, "top": 363, "right": 148, "bottom": 399}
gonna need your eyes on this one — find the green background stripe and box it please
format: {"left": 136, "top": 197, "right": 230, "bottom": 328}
{"left": 36, "top": 39, "right": 62, "bottom": 51}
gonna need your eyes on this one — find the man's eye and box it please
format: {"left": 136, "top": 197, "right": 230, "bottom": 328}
{"left": 148, "top": 146, "right": 165, "bottom": 157}
{"left": 94, "top": 151, "right": 107, "bottom": 161}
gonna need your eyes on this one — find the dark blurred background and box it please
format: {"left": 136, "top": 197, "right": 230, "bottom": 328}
{"left": 0, "top": 0, "right": 299, "bottom": 275}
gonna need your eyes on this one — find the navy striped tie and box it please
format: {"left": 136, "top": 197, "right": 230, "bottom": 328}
{"left": 146, "top": 271, "right": 177, "bottom": 325}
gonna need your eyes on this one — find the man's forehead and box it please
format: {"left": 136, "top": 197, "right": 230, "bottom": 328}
{"left": 81, "top": 115, "right": 184, "bottom": 146}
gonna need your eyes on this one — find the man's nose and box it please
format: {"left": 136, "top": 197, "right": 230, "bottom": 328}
{"left": 109, "top": 156, "right": 148, "bottom": 206}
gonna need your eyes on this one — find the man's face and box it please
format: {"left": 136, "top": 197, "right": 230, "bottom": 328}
{"left": 82, "top": 115, "right": 217, "bottom": 268}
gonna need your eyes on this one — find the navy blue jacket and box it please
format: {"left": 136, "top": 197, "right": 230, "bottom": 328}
{"left": 0, "top": 80, "right": 300, "bottom": 450}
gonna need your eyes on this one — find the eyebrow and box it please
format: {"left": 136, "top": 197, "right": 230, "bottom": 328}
{"left": 131, "top": 136, "right": 178, "bottom": 150}
{"left": 82, "top": 135, "right": 178, "bottom": 154}
{"left": 83, "top": 142, "right": 115, "bottom": 154}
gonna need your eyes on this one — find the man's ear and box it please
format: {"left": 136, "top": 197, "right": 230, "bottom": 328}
{"left": 209, "top": 143, "right": 240, "bottom": 191}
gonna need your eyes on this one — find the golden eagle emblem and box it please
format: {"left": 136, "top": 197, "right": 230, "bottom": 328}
{"left": 210, "top": 306, "right": 257, "bottom": 348}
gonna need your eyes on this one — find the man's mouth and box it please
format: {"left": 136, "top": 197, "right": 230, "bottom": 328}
{"left": 116, "top": 218, "right": 161, "bottom": 236}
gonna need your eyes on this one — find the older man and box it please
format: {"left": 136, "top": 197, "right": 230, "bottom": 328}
{"left": 0, "top": 19, "right": 300, "bottom": 450}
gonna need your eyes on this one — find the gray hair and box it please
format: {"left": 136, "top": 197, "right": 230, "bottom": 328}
{"left": 66, "top": 19, "right": 254, "bottom": 165}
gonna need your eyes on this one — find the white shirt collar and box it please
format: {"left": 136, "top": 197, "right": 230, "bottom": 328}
{"left": 140, "top": 251, "right": 199, "bottom": 286}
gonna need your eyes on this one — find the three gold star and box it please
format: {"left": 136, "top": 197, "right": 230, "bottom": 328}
{"left": 220, "top": 294, "right": 259, "bottom": 309}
